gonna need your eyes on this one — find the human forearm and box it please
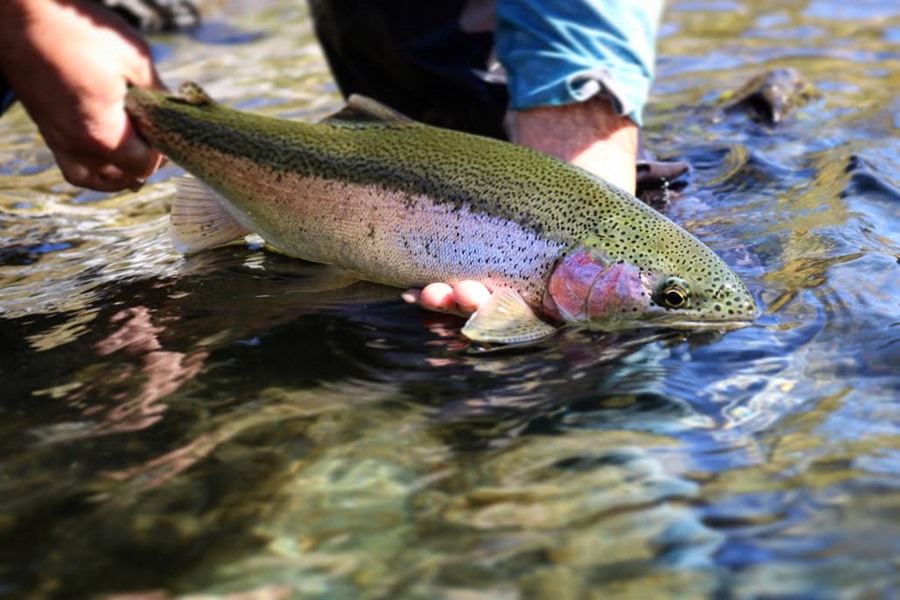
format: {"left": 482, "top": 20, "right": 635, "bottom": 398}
{"left": 495, "top": 0, "right": 663, "bottom": 125}
{"left": 0, "top": 0, "right": 165, "bottom": 191}
{"left": 495, "top": 1, "right": 662, "bottom": 193}
{"left": 507, "top": 95, "right": 638, "bottom": 194}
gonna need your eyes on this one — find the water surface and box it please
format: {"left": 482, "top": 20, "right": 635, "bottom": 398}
{"left": 1, "top": 1, "right": 898, "bottom": 598}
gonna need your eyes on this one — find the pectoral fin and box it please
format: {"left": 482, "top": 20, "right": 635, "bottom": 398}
{"left": 461, "top": 289, "right": 557, "bottom": 344}
{"left": 171, "top": 177, "right": 251, "bottom": 254}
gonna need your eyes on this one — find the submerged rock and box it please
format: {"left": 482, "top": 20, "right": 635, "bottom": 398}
{"left": 721, "top": 68, "right": 819, "bottom": 125}
{"left": 95, "top": 0, "right": 201, "bottom": 32}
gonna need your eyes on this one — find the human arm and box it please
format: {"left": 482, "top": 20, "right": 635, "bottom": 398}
{"left": 0, "top": 0, "right": 166, "bottom": 191}
{"left": 498, "top": 0, "right": 663, "bottom": 196}
{"left": 507, "top": 95, "right": 638, "bottom": 195}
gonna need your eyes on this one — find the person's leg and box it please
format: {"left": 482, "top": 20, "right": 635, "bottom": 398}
{"left": 309, "top": 0, "right": 508, "bottom": 139}
{"left": 0, "top": 75, "right": 14, "bottom": 115}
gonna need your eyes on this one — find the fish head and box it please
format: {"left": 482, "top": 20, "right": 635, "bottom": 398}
{"left": 545, "top": 230, "right": 760, "bottom": 331}
{"left": 125, "top": 83, "right": 229, "bottom": 164}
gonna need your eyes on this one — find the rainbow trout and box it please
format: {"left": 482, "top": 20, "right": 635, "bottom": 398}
{"left": 125, "top": 83, "right": 759, "bottom": 343}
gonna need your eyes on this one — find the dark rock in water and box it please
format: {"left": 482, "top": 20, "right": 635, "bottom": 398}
{"left": 636, "top": 160, "right": 689, "bottom": 209}
{"left": 635, "top": 139, "right": 691, "bottom": 209}
{"left": 636, "top": 182, "right": 687, "bottom": 211}
{"left": 841, "top": 154, "right": 900, "bottom": 203}
{"left": 95, "top": 0, "right": 201, "bottom": 32}
{"left": 721, "top": 68, "right": 819, "bottom": 125}
{"left": 188, "top": 19, "right": 266, "bottom": 45}
{"left": 94, "top": 0, "right": 266, "bottom": 44}
{"left": 637, "top": 158, "right": 690, "bottom": 188}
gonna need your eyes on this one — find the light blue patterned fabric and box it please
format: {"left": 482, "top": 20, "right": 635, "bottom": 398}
{"left": 496, "top": 0, "right": 663, "bottom": 125}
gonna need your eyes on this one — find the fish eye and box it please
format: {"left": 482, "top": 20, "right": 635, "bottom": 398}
{"left": 656, "top": 278, "right": 691, "bottom": 309}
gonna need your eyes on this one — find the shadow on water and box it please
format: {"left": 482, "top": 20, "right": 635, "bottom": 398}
{"left": 1, "top": 0, "right": 899, "bottom": 598}
{"left": 0, "top": 246, "right": 744, "bottom": 597}
{"left": 1, "top": 238, "right": 876, "bottom": 598}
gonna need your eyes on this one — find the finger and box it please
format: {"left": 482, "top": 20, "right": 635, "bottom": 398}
{"left": 122, "top": 67, "right": 168, "bottom": 175}
{"left": 418, "top": 283, "right": 458, "bottom": 312}
{"left": 55, "top": 150, "right": 141, "bottom": 192}
{"left": 452, "top": 280, "right": 491, "bottom": 314}
{"left": 400, "top": 288, "right": 422, "bottom": 304}
{"left": 114, "top": 123, "right": 165, "bottom": 179}
{"left": 124, "top": 39, "right": 166, "bottom": 91}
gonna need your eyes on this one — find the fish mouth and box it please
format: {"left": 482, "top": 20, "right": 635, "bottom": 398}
{"left": 125, "top": 87, "right": 164, "bottom": 141}
{"left": 125, "top": 86, "right": 161, "bottom": 115}
{"left": 584, "top": 313, "right": 756, "bottom": 333}
{"left": 641, "top": 306, "right": 760, "bottom": 331}
{"left": 648, "top": 318, "right": 754, "bottom": 331}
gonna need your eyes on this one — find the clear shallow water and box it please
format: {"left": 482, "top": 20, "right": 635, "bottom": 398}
{"left": 1, "top": 1, "right": 899, "bottom": 598}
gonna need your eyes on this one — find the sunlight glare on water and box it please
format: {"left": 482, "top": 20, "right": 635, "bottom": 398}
{"left": 0, "top": 0, "right": 898, "bottom": 598}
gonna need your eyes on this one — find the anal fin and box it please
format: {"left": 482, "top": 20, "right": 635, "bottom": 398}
{"left": 289, "top": 264, "right": 361, "bottom": 293}
{"left": 171, "top": 177, "right": 251, "bottom": 254}
{"left": 461, "top": 289, "right": 557, "bottom": 344}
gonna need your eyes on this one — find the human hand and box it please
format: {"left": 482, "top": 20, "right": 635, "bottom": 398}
{"left": 0, "top": 0, "right": 166, "bottom": 191}
{"left": 507, "top": 95, "right": 639, "bottom": 195}
{"left": 401, "top": 281, "right": 493, "bottom": 317}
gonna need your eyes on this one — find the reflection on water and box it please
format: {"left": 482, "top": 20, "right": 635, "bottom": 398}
{"left": 1, "top": 0, "right": 899, "bottom": 598}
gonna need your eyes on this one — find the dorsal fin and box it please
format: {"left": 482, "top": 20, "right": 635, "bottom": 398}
{"left": 174, "top": 82, "right": 216, "bottom": 107}
{"left": 324, "top": 95, "right": 413, "bottom": 124}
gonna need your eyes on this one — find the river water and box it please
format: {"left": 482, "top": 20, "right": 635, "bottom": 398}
{"left": 1, "top": 1, "right": 898, "bottom": 598}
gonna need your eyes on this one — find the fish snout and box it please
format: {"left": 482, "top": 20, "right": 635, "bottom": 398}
{"left": 124, "top": 87, "right": 162, "bottom": 140}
